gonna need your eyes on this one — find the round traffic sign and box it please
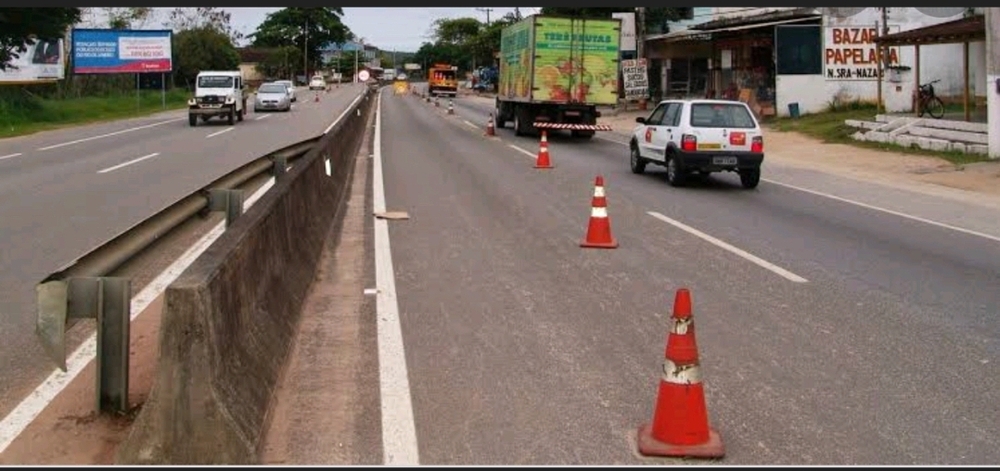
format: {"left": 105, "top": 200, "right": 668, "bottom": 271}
{"left": 358, "top": 70, "right": 370, "bottom": 82}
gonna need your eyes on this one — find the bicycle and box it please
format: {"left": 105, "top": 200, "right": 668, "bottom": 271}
{"left": 917, "top": 79, "right": 945, "bottom": 119}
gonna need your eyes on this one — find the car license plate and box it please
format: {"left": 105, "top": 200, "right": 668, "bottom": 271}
{"left": 697, "top": 143, "right": 721, "bottom": 150}
{"left": 712, "top": 156, "right": 738, "bottom": 165}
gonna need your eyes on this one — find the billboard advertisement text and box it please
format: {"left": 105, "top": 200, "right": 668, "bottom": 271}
{"left": 71, "top": 29, "right": 173, "bottom": 75}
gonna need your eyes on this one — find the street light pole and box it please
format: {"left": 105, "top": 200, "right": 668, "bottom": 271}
{"left": 303, "top": 18, "right": 309, "bottom": 80}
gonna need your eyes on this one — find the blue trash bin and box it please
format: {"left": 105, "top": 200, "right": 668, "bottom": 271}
{"left": 788, "top": 102, "right": 801, "bottom": 119}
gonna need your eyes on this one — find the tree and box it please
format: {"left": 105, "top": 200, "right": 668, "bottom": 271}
{"left": 250, "top": 8, "right": 351, "bottom": 76}
{"left": 103, "top": 7, "right": 156, "bottom": 29}
{"left": 0, "top": 8, "right": 81, "bottom": 71}
{"left": 538, "top": 7, "right": 689, "bottom": 34}
{"left": 164, "top": 7, "right": 243, "bottom": 44}
{"left": 255, "top": 46, "right": 299, "bottom": 81}
{"left": 432, "top": 17, "right": 482, "bottom": 45}
{"left": 172, "top": 27, "right": 240, "bottom": 88}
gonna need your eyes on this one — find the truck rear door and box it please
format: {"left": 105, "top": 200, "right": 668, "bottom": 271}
{"left": 532, "top": 17, "right": 620, "bottom": 105}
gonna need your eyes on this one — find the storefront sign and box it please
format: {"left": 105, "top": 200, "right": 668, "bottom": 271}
{"left": 621, "top": 58, "right": 648, "bottom": 100}
{"left": 824, "top": 26, "right": 900, "bottom": 80}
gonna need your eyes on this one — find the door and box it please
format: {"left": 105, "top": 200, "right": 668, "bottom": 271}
{"left": 638, "top": 103, "right": 668, "bottom": 158}
{"left": 650, "top": 102, "right": 682, "bottom": 160}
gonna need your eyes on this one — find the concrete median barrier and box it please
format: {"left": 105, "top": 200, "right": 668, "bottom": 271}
{"left": 115, "top": 89, "right": 375, "bottom": 464}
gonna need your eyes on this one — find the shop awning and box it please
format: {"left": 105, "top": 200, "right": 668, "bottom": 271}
{"left": 645, "top": 15, "right": 822, "bottom": 44}
{"left": 873, "top": 14, "right": 984, "bottom": 46}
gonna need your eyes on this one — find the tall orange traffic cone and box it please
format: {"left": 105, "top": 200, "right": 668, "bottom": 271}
{"left": 637, "top": 288, "right": 724, "bottom": 459}
{"left": 580, "top": 176, "right": 618, "bottom": 249}
{"left": 314, "top": 92, "right": 320, "bottom": 102}
{"left": 485, "top": 114, "right": 495, "bottom": 136}
{"left": 534, "top": 130, "right": 553, "bottom": 169}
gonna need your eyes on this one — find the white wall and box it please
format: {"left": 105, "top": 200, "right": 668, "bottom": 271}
{"left": 774, "top": 8, "right": 984, "bottom": 115}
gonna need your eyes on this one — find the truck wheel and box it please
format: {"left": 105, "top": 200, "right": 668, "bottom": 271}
{"left": 629, "top": 142, "right": 647, "bottom": 174}
{"left": 513, "top": 114, "right": 524, "bottom": 136}
{"left": 188, "top": 114, "right": 197, "bottom": 127}
{"left": 237, "top": 103, "right": 245, "bottom": 122}
{"left": 740, "top": 168, "right": 761, "bottom": 189}
{"left": 227, "top": 108, "right": 235, "bottom": 125}
{"left": 666, "top": 153, "right": 687, "bottom": 187}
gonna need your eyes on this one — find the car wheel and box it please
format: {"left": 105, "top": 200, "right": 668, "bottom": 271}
{"left": 188, "top": 114, "right": 197, "bottom": 127}
{"left": 629, "top": 143, "right": 647, "bottom": 174}
{"left": 513, "top": 114, "right": 523, "bottom": 136}
{"left": 666, "top": 154, "right": 686, "bottom": 187}
{"left": 740, "top": 168, "right": 761, "bottom": 189}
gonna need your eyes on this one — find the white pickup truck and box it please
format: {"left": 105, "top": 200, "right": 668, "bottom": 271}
{"left": 188, "top": 70, "right": 247, "bottom": 126}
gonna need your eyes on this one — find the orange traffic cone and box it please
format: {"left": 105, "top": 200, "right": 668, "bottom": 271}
{"left": 314, "top": 92, "right": 319, "bottom": 103}
{"left": 534, "top": 130, "right": 553, "bottom": 169}
{"left": 485, "top": 114, "right": 495, "bottom": 137}
{"left": 579, "top": 176, "right": 617, "bottom": 249}
{"left": 637, "top": 288, "right": 724, "bottom": 459}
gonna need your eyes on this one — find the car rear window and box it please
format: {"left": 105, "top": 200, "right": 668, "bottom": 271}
{"left": 689, "top": 103, "right": 756, "bottom": 128}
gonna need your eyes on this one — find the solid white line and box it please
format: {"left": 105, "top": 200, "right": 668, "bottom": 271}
{"left": 762, "top": 178, "right": 1000, "bottom": 243}
{"left": 38, "top": 118, "right": 182, "bottom": 151}
{"left": 0, "top": 153, "right": 23, "bottom": 161}
{"left": 96, "top": 152, "right": 160, "bottom": 174}
{"left": 324, "top": 90, "right": 364, "bottom": 134}
{"left": 508, "top": 144, "right": 536, "bottom": 159}
{"left": 647, "top": 211, "right": 809, "bottom": 283}
{"left": 205, "top": 127, "right": 234, "bottom": 139}
{"left": 0, "top": 176, "right": 275, "bottom": 455}
{"left": 254, "top": 114, "right": 271, "bottom": 121}
{"left": 462, "top": 119, "right": 477, "bottom": 129}
{"left": 373, "top": 89, "right": 420, "bottom": 465}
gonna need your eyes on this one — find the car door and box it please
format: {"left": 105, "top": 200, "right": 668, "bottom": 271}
{"left": 638, "top": 103, "right": 668, "bottom": 158}
{"left": 649, "top": 102, "right": 682, "bottom": 161}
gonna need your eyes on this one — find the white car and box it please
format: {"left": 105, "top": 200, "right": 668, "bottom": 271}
{"left": 308, "top": 75, "right": 326, "bottom": 91}
{"left": 629, "top": 99, "right": 764, "bottom": 189}
{"left": 274, "top": 80, "right": 296, "bottom": 102}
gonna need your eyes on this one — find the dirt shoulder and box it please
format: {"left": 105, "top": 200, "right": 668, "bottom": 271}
{"left": 597, "top": 109, "right": 1000, "bottom": 202}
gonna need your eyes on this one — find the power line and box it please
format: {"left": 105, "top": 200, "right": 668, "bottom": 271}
{"left": 475, "top": 7, "right": 493, "bottom": 26}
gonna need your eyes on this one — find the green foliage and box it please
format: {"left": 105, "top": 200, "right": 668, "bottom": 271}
{"left": 412, "top": 12, "right": 521, "bottom": 73}
{"left": 250, "top": 8, "right": 351, "bottom": 76}
{"left": 172, "top": 27, "right": 241, "bottom": 87}
{"left": 0, "top": 8, "right": 81, "bottom": 71}
{"left": 539, "top": 7, "right": 689, "bottom": 34}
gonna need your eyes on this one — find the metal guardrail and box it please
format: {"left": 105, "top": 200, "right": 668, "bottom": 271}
{"left": 34, "top": 135, "right": 323, "bottom": 414}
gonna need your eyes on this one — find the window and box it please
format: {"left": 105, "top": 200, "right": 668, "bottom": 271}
{"left": 775, "top": 25, "right": 822, "bottom": 75}
{"left": 645, "top": 104, "right": 667, "bottom": 125}
{"left": 689, "top": 103, "right": 757, "bottom": 129}
{"left": 198, "top": 76, "right": 234, "bottom": 88}
{"left": 663, "top": 103, "right": 682, "bottom": 126}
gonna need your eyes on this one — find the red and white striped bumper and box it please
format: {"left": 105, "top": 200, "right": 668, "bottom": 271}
{"left": 532, "top": 122, "right": 613, "bottom": 131}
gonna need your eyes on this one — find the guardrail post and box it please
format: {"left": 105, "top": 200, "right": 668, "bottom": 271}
{"left": 36, "top": 276, "right": 131, "bottom": 414}
{"left": 208, "top": 188, "right": 245, "bottom": 227}
{"left": 272, "top": 155, "right": 288, "bottom": 181}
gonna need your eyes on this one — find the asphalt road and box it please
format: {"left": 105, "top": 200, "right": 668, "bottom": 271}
{"left": 368, "top": 87, "right": 1000, "bottom": 464}
{"left": 0, "top": 83, "right": 366, "bottom": 421}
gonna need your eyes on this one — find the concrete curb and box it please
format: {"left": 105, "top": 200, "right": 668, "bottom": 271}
{"left": 114, "top": 89, "right": 376, "bottom": 465}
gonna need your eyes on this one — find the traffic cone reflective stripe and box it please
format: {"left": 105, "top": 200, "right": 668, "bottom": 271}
{"left": 580, "top": 175, "right": 617, "bottom": 249}
{"left": 636, "top": 288, "right": 724, "bottom": 459}
{"left": 534, "top": 130, "right": 553, "bottom": 169}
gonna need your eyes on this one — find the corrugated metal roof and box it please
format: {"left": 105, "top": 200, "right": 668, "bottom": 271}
{"left": 874, "top": 15, "right": 985, "bottom": 46}
{"left": 690, "top": 7, "right": 821, "bottom": 31}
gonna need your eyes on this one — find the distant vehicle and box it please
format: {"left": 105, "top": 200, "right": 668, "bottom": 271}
{"left": 630, "top": 99, "right": 764, "bottom": 189}
{"left": 396, "top": 73, "right": 408, "bottom": 81}
{"left": 188, "top": 70, "right": 247, "bottom": 127}
{"left": 427, "top": 63, "right": 458, "bottom": 97}
{"left": 274, "top": 80, "right": 296, "bottom": 102}
{"left": 308, "top": 75, "right": 326, "bottom": 91}
{"left": 254, "top": 82, "right": 292, "bottom": 112}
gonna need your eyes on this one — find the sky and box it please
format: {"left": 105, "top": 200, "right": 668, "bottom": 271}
{"left": 222, "top": 7, "right": 541, "bottom": 52}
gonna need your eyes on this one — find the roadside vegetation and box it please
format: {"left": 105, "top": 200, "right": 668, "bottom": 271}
{"left": 769, "top": 99, "right": 989, "bottom": 165}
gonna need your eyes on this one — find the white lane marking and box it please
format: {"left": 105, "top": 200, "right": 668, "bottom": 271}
{"left": 96, "top": 152, "right": 161, "bottom": 174}
{"left": 762, "top": 178, "right": 1000, "bottom": 243}
{"left": 324, "top": 91, "right": 365, "bottom": 134}
{"left": 38, "top": 118, "right": 182, "bottom": 151}
{"left": 596, "top": 134, "right": 629, "bottom": 145}
{"left": 647, "top": 211, "right": 809, "bottom": 283}
{"left": 508, "top": 144, "right": 536, "bottom": 159}
{"left": 0, "top": 153, "right": 23, "bottom": 161}
{"left": 462, "top": 119, "right": 478, "bottom": 129}
{"left": 0, "top": 177, "right": 276, "bottom": 455}
{"left": 206, "top": 127, "right": 234, "bottom": 139}
{"left": 255, "top": 114, "right": 271, "bottom": 121}
{"left": 373, "top": 90, "right": 420, "bottom": 465}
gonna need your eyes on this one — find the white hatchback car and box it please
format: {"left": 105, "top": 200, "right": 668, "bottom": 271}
{"left": 629, "top": 99, "right": 764, "bottom": 189}
{"left": 308, "top": 75, "right": 326, "bottom": 91}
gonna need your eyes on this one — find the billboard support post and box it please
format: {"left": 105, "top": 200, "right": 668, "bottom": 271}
{"left": 135, "top": 73, "right": 140, "bottom": 113}
{"left": 161, "top": 72, "right": 166, "bottom": 109}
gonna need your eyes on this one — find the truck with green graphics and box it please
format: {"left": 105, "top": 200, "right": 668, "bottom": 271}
{"left": 496, "top": 15, "right": 621, "bottom": 139}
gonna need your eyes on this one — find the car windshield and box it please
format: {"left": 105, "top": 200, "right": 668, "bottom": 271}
{"left": 275, "top": 81, "right": 292, "bottom": 87}
{"left": 689, "top": 103, "right": 756, "bottom": 129}
{"left": 259, "top": 84, "right": 286, "bottom": 94}
{"left": 197, "top": 76, "right": 234, "bottom": 88}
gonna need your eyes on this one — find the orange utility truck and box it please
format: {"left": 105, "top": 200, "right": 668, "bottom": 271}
{"left": 428, "top": 63, "right": 459, "bottom": 97}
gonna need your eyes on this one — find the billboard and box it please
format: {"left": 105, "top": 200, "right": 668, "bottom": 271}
{"left": 612, "top": 12, "right": 637, "bottom": 53}
{"left": 71, "top": 29, "right": 172, "bottom": 74}
{"left": 0, "top": 38, "right": 66, "bottom": 84}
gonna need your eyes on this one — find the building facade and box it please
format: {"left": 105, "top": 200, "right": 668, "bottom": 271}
{"left": 645, "top": 7, "right": 985, "bottom": 117}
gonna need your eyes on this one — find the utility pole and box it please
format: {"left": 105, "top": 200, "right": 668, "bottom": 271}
{"left": 635, "top": 7, "right": 646, "bottom": 60}
{"left": 303, "top": 18, "right": 309, "bottom": 80}
{"left": 476, "top": 8, "right": 493, "bottom": 26}
{"left": 987, "top": 8, "right": 1000, "bottom": 158}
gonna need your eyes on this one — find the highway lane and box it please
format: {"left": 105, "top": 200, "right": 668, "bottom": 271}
{"left": 375, "top": 88, "right": 1000, "bottom": 464}
{"left": 0, "top": 83, "right": 366, "bottom": 421}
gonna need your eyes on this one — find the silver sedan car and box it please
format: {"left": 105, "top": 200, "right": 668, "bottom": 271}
{"left": 254, "top": 82, "right": 292, "bottom": 112}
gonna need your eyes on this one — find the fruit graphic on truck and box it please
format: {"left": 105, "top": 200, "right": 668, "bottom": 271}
{"left": 495, "top": 15, "right": 621, "bottom": 139}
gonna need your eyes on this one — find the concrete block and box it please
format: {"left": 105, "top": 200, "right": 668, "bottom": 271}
{"left": 116, "top": 90, "right": 373, "bottom": 465}
{"left": 968, "top": 144, "right": 989, "bottom": 155}
{"left": 950, "top": 142, "right": 968, "bottom": 153}
{"left": 907, "top": 126, "right": 988, "bottom": 145}
{"left": 915, "top": 136, "right": 951, "bottom": 152}
{"left": 894, "top": 135, "right": 916, "bottom": 148}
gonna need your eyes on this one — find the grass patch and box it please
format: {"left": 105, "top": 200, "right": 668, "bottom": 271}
{"left": 768, "top": 100, "right": 989, "bottom": 166}
{"left": 0, "top": 88, "right": 191, "bottom": 139}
